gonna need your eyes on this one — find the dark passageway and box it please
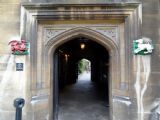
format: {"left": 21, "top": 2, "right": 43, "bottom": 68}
{"left": 58, "top": 71, "right": 109, "bottom": 120}
{"left": 54, "top": 37, "right": 110, "bottom": 120}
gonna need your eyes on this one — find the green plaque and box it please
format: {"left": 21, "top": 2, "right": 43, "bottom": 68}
{"left": 133, "top": 38, "right": 154, "bottom": 55}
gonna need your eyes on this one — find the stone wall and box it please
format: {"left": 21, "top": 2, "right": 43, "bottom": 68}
{"left": 0, "top": 0, "right": 20, "bottom": 53}
{"left": 21, "top": 0, "right": 140, "bottom": 4}
{"left": 0, "top": 1, "right": 22, "bottom": 120}
{"left": 141, "top": 0, "right": 160, "bottom": 119}
{"left": 0, "top": 0, "right": 160, "bottom": 120}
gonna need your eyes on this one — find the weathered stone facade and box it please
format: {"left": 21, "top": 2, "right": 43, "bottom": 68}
{"left": 0, "top": 0, "right": 160, "bottom": 120}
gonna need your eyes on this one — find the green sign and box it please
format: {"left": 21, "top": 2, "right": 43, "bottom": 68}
{"left": 133, "top": 38, "right": 154, "bottom": 55}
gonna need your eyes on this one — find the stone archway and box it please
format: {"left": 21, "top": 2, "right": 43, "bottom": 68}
{"left": 21, "top": 3, "right": 142, "bottom": 120}
{"left": 45, "top": 27, "right": 118, "bottom": 120}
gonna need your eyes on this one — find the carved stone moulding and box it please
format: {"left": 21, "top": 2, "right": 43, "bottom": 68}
{"left": 22, "top": 3, "right": 140, "bottom": 20}
{"left": 44, "top": 25, "right": 118, "bottom": 44}
{"left": 21, "top": 2, "right": 142, "bottom": 98}
{"left": 20, "top": 3, "right": 142, "bottom": 120}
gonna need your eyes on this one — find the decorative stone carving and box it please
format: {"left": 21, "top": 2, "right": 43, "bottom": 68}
{"left": 45, "top": 28, "right": 68, "bottom": 41}
{"left": 44, "top": 25, "right": 117, "bottom": 43}
{"left": 88, "top": 26, "right": 117, "bottom": 41}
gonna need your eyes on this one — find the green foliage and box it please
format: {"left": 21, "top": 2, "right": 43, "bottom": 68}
{"left": 78, "top": 60, "right": 85, "bottom": 73}
{"left": 78, "top": 59, "right": 90, "bottom": 73}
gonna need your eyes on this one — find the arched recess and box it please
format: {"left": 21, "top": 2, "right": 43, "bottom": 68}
{"left": 44, "top": 27, "right": 119, "bottom": 120}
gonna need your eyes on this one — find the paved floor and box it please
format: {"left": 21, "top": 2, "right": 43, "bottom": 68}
{"left": 58, "top": 71, "right": 109, "bottom": 120}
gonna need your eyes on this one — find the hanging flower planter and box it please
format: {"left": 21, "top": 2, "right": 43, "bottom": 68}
{"left": 8, "top": 40, "right": 29, "bottom": 55}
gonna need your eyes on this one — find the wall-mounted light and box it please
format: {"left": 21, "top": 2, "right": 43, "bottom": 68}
{"left": 80, "top": 43, "right": 85, "bottom": 50}
{"left": 65, "top": 54, "right": 70, "bottom": 62}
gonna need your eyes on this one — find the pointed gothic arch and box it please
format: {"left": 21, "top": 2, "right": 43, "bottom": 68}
{"left": 46, "top": 27, "right": 118, "bottom": 52}
{"left": 21, "top": 3, "right": 142, "bottom": 120}
{"left": 45, "top": 27, "right": 119, "bottom": 120}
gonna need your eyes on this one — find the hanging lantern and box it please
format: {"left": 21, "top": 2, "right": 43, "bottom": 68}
{"left": 80, "top": 43, "right": 85, "bottom": 50}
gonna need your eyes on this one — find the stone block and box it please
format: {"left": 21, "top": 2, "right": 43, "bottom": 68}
{"left": 148, "top": 72, "right": 160, "bottom": 86}
{"left": 142, "top": 13, "right": 160, "bottom": 44}
{"left": 142, "top": 0, "right": 160, "bottom": 10}
{"left": 0, "top": 0, "right": 19, "bottom": 3}
{"left": 21, "top": 0, "right": 141, "bottom": 3}
{"left": 152, "top": 85, "right": 160, "bottom": 98}
{"left": 0, "top": 4, "right": 20, "bottom": 23}
{"left": 113, "top": 97, "right": 132, "bottom": 120}
{"left": 143, "top": 14, "right": 160, "bottom": 28}
{"left": 151, "top": 45, "right": 160, "bottom": 72}
{"left": 0, "top": 111, "right": 15, "bottom": 120}
{"left": 142, "top": 29, "right": 160, "bottom": 44}
{"left": 0, "top": 3, "right": 20, "bottom": 54}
